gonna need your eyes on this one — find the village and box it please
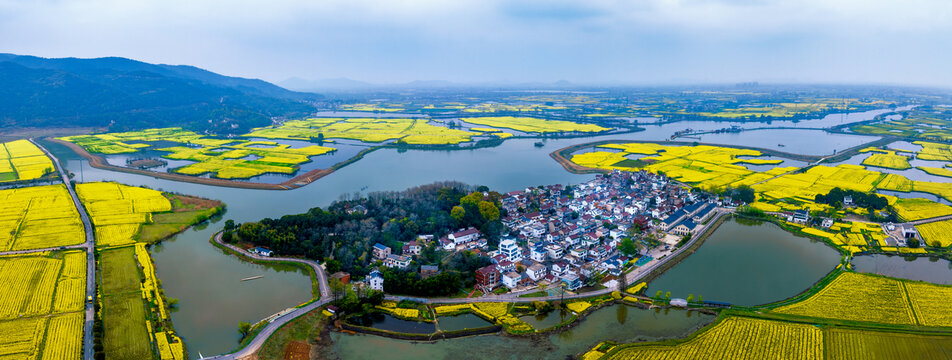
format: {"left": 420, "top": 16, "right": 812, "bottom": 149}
{"left": 360, "top": 170, "right": 725, "bottom": 297}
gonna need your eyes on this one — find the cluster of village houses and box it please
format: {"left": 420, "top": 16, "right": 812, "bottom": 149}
{"left": 359, "top": 170, "right": 724, "bottom": 295}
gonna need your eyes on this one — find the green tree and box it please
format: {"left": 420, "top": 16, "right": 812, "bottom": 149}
{"left": 618, "top": 238, "right": 639, "bottom": 256}
{"left": 698, "top": 295, "right": 703, "bottom": 303}
{"left": 665, "top": 291, "right": 671, "bottom": 299}
{"left": 478, "top": 201, "right": 500, "bottom": 221}
{"left": 237, "top": 321, "right": 252, "bottom": 340}
{"left": 329, "top": 278, "right": 346, "bottom": 302}
{"left": 686, "top": 294, "right": 694, "bottom": 303}
{"left": 451, "top": 206, "right": 466, "bottom": 222}
{"left": 655, "top": 290, "right": 663, "bottom": 299}
{"left": 460, "top": 192, "right": 484, "bottom": 208}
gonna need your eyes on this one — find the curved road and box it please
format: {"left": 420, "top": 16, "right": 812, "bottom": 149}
{"left": 203, "top": 232, "right": 331, "bottom": 360}
{"left": 205, "top": 209, "right": 729, "bottom": 359}
{"left": 28, "top": 139, "right": 97, "bottom": 360}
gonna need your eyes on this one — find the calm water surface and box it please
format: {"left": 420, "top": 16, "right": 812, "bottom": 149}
{"left": 648, "top": 217, "right": 841, "bottom": 306}
{"left": 852, "top": 255, "right": 952, "bottom": 285}
{"left": 329, "top": 305, "right": 714, "bottom": 360}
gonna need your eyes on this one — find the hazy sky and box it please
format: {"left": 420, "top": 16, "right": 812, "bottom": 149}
{"left": 1, "top": 0, "right": 951, "bottom": 86}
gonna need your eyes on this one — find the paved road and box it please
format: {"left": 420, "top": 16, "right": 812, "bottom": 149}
{"left": 29, "top": 139, "right": 97, "bottom": 360}
{"left": 0, "top": 243, "right": 88, "bottom": 256}
{"left": 908, "top": 214, "right": 952, "bottom": 225}
{"left": 202, "top": 232, "right": 330, "bottom": 360}
{"left": 203, "top": 209, "right": 729, "bottom": 359}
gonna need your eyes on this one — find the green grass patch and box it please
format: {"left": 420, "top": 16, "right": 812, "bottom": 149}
{"left": 102, "top": 293, "right": 154, "bottom": 360}
{"left": 137, "top": 194, "right": 223, "bottom": 244}
{"left": 99, "top": 246, "right": 141, "bottom": 296}
{"left": 255, "top": 309, "right": 327, "bottom": 360}
{"left": 518, "top": 291, "right": 548, "bottom": 298}
{"left": 611, "top": 159, "right": 646, "bottom": 168}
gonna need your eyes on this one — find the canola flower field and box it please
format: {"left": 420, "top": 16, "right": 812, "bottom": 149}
{"left": 858, "top": 148, "right": 912, "bottom": 170}
{"left": 156, "top": 140, "right": 334, "bottom": 179}
{"left": 77, "top": 182, "right": 172, "bottom": 247}
{"left": 606, "top": 316, "right": 824, "bottom": 360}
{"left": 60, "top": 127, "right": 338, "bottom": 179}
{"left": 0, "top": 139, "right": 55, "bottom": 182}
{"left": 59, "top": 128, "right": 203, "bottom": 154}
{"left": 825, "top": 328, "right": 952, "bottom": 360}
{"left": 916, "top": 220, "right": 952, "bottom": 247}
{"left": 0, "top": 251, "right": 86, "bottom": 360}
{"left": 460, "top": 116, "right": 611, "bottom": 134}
{"left": 571, "top": 142, "right": 788, "bottom": 191}
{"left": 771, "top": 272, "right": 917, "bottom": 325}
{"left": 918, "top": 166, "right": 952, "bottom": 179}
{"left": 601, "top": 315, "right": 952, "bottom": 360}
{"left": 0, "top": 185, "right": 85, "bottom": 251}
{"left": 914, "top": 141, "right": 952, "bottom": 162}
{"left": 247, "top": 117, "right": 480, "bottom": 144}
{"left": 771, "top": 272, "right": 952, "bottom": 327}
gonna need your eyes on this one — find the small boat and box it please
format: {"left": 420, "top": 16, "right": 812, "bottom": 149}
{"left": 241, "top": 275, "right": 264, "bottom": 281}
{"left": 534, "top": 142, "right": 544, "bottom": 148}
{"left": 777, "top": 144, "right": 785, "bottom": 147}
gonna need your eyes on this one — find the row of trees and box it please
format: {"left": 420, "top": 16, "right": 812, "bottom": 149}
{"left": 814, "top": 187, "right": 889, "bottom": 210}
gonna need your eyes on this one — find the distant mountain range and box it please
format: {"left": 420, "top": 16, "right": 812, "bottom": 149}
{"left": 279, "top": 77, "right": 578, "bottom": 92}
{"left": 0, "top": 54, "right": 320, "bottom": 134}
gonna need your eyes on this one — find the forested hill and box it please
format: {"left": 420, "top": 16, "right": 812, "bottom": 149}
{"left": 0, "top": 54, "right": 320, "bottom": 134}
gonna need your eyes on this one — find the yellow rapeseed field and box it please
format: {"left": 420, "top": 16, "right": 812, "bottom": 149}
{"left": 77, "top": 182, "right": 172, "bottom": 247}
{"left": 772, "top": 272, "right": 916, "bottom": 325}
{"left": 571, "top": 143, "right": 786, "bottom": 191}
{"left": 567, "top": 301, "right": 592, "bottom": 314}
{"left": 607, "top": 317, "right": 823, "bottom": 360}
{"left": 914, "top": 141, "right": 952, "bottom": 162}
{"left": 861, "top": 151, "right": 912, "bottom": 170}
{"left": 892, "top": 198, "right": 952, "bottom": 222}
{"left": 460, "top": 116, "right": 610, "bottom": 134}
{"left": 917, "top": 166, "right": 952, "bottom": 179}
{"left": 0, "top": 251, "right": 86, "bottom": 360}
{"left": 916, "top": 220, "right": 952, "bottom": 247}
{"left": 0, "top": 251, "right": 86, "bottom": 320}
{"left": 825, "top": 328, "right": 952, "bottom": 360}
{"left": 472, "top": 302, "right": 509, "bottom": 319}
{"left": 434, "top": 304, "right": 473, "bottom": 316}
{"left": 0, "top": 185, "right": 85, "bottom": 251}
{"left": 0, "top": 317, "right": 48, "bottom": 359}
{"left": 0, "top": 140, "right": 56, "bottom": 182}
{"left": 904, "top": 281, "right": 952, "bottom": 327}
{"left": 40, "top": 312, "right": 85, "bottom": 360}
{"left": 248, "top": 117, "right": 482, "bottom": 145}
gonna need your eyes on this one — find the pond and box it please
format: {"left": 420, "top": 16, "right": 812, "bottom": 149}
{"left": 437, "top": 313, "right": 493, "bottom": 332}
{"left": 852, "top": 254, "right": 952, "bottom": 285}
{"left": 349, "top": 313, "right": 437, "bottom": 334}
{"left": 647, "top": 217, "right": 842, "bottom": 306}
{"left": 519, "top": 310, "right": 572, "bottom": 331}
{"left": 328, "top": 305, "right": 714, "bottom": 360}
